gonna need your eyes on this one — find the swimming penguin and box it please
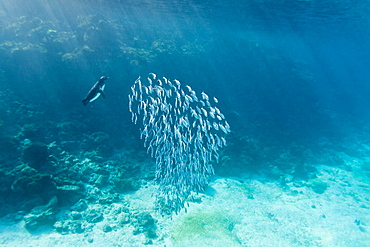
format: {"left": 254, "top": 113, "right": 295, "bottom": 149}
{"left": 82, "top": 76, "right": 109, "bottom": 106}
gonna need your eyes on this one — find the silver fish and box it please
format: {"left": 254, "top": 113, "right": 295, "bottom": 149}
{"left": 201, "top": 92, "right": 209, "bottom": 101}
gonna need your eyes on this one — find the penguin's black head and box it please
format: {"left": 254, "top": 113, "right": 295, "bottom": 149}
{"left": 100, "top": 76, "right": 108, "bottom": 80}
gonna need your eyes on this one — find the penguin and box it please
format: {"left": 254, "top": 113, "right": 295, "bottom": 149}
{"left": 82, "top": 76, "right": 109, "bottom": 106}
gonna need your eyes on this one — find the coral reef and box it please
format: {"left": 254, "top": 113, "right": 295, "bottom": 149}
{"left": 22, "top": 142, "right": 49, "bottom": 170}
{"left": 132, "top": 212, "right": 157, "bottom": 241}
{"left": 24, "top": 196, "right": 58, "bottom": 231}
{"left": 0, "top": 90, "right": 149, "bottom": 233}
{"left": 11, "top": 173, "right": 56, "bottom": 198}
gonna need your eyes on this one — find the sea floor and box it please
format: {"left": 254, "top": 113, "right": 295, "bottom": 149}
{"left": 1, "top": 152, "right": 369, "bottom": 247}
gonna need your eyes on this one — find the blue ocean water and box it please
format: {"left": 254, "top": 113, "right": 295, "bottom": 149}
{"left": 0, "top": 0, "right": 370, "bottom": 246}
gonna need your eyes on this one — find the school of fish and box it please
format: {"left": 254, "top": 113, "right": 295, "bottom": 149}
{"left": 128, "top": 73, "right": 230, "bottom": 214}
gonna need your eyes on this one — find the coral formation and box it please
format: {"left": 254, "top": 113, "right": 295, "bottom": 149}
{"left": 24, "top": 196, "right": 58, "bottom": 231}
{"left": 22, "top": 142, "right": 49, "bottom": 170}
{"left": 11, "top": 173, "right": 56, "bottom": 197}
{"left": 132, "top": 212, "right": 157, "bottom": 240}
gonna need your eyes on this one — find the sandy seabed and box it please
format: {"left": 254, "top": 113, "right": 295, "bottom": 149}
{"left": 1, "top": 159, "right": 369, "bottom": 247}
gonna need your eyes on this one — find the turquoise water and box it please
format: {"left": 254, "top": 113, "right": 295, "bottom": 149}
{"left": 0, "top": 0, "right": 370, "bottom": 246}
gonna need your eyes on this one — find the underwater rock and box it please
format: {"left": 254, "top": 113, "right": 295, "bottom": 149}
{"left": 100, "top": 203, "right": 131, "bottom": 227}
{"left": 56, "top": 121, "right": 85, "bottom": 135}
{"left": 23, "top": 196, "right": 58, "bottom": 231}
{"left": 10, "top": 163, "right": 38, "bottom": 177}
{"left": 54, "top": 220, "right": 84, "bottom": 234}
{"left": 4, "top": 16, "right": 49, "bottom": 43}
{"left": 180, "top": 42, "right": 206, "bottom": 55}
{"left": 41, "top": 29, "right": 77, "bottom": 54}
{"left": 71, "top": 199, "right": 89, "bottom": 212}
{"left": 74, "top": 45, "right": 96, "bottom": 61}
{"left": 132, "top": 212, "right": 157, "bottom": 239}
{"left": 20, "top": 123, "right": 47, "bottom": 142}
{"left": 59, "top": 15, "right": 122, "bottom": 72}
{"left": 77, "top": 159, "right": 115, "bottom": 187}
{"left": 84, "top": 185, "right": 104, "bottom": 202}
{"left": 143, "top": 239, "right": 153, "bottom": 245}
{"left": 102, "top": 224, "right": 112, "bottom": 233}
{"left": 56, "top": 184, "right": 84, "bottom": 207}
{"left": 110, "top": 203, "right": 130, "bottom": 214}
{"left": 60, "top": 141, "right": 80, "bottom": 154}
{"left": 117, "top": 212, "right": 131, "bottom": 225}
{"left": 75, "top": 15, "right": 120, "bottom": 52}
{"left": 80, "top": 131, "right": 114, "bottom": 157}
{"left": 53, "top": 202, "right": 132, "bottom": 235}
{"left": 22, "top": 142, "right": 49, "bottom": 170}
{"left": 55, "top": 122, "right": 86, "bottom": 153}
{"left": 97, "top": 193, "right": 120, "bottom": 205}
{"left": 11, "top": 43, "right": 47, "bottom": 62}
{"left": 0, "top": 135, "right": 20, "bottom": 162}
{"left": 112, "top": 177, "right": 141, "bottom": 193}
{"left": 82, "top": 151, "right": 104, "bottom": 163}
{"left": 61, "top": 49, "right": 90, "bottom": 70}
{"left": 90, "top": 131, "right": 110, "bottom": 145}
{"left": 85, "top": 208, "right": 104, "bottom": 223}
{"left": 151, "top": 39, "right": 177, "bottom": 55}
{"left": 0, "top": 169, "right": 14, "bottom": 196}
{"left": 2, "top": 16, "right": 76, "bottom": 55}
{"left": 10, "top": 172, "right": 57, "bottom": 213}
{"left": 47, "top": 141, "right": 63, "bottom": 157}
{"left": 135, "top": 212, "right": 155, "bottom": 227}
{"left": 11, "top": 173, "right": 56, "bottom": 197}
{"left": 70, "top": 211, "right": 82, "bottom": 220}
{"left": 89, "top": 173, "right": 109, "bottom": 188}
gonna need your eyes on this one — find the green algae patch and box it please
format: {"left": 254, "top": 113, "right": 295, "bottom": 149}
{"left": 307, "top": 178, "right": 328, "bottom": 194}
{"left": 171, "top": 210, "right": 241, "bottom": 246}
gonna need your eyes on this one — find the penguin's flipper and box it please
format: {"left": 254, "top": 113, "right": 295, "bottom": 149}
{"left": 99, "top": 84, "right": 106, "bottom": 99}
{"left": 99, "top": 90, "right": 106, "bottom": 99}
